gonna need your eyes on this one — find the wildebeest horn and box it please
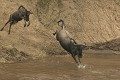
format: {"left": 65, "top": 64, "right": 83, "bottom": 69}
{"left": 27, "top": 11, "right": 33, "bottom": 15}
{"left": 29, "top": 10, "right": 33, "bottom": 14}
{"left": 30, "top": 10, "right": 33, "bottom": 14}
{"left": 57, "top": 19, "right": 64, "bottom": 24}
{"left": 28, "top": 9, "right": 33, "bottom": 14}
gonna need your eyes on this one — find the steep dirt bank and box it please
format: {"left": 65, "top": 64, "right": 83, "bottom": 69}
{"left": 0, "top": 0, "right": 120, "bottom": 62}
{"left": 0, "top": 0, "right": 51, "bottom": 58}
{"left": 36, "top": 0, "right": 120, "bottom": 43}
{"left": 36, "top": 0, "right": 120, "bottom": 53}
{"left": 91, "top": 37, "right": 120, "bottom": 52}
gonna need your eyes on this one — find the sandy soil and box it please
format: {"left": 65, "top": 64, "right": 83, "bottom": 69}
{"left": 0, "top": 50, "right": 120, "bottom": 80}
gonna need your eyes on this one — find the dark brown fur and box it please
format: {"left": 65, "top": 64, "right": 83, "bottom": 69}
{"left": 0, "top": 5, "right": 32, "bottom": 34}
{"left": 53, "top": 20, "right": 84, "bottom": 65}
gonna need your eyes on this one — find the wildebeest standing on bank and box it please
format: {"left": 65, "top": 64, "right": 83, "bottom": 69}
{"left": 53, "top": 20, "right": 86, "bottom": 68}
{"left": 0, "top": 5, "right": 32, "bottom": 34}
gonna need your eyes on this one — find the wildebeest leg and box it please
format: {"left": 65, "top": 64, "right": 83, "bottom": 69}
{"left": 77, "top": 51, "right": 86, "bottom": 68}
{"left": 8, "top": 22, "right": 13, "bottom": 34}
{"left": 71, "top": 54, "right": 79, "bottom": 65}
{"left": 78, "top": 50, "right": 82, "bottom": 63}
{"left": 77, "top": 56, "right": 86, "bottom": 68}
{"left": 27, "top": 21, "right": 30, "bottom": 27}
{"left": 1, "top": 15, "right": 12, "bottom": 31}
{"left": 23, "top": 15, "right": 27, "bottom": 27}
{"left": 24, "top": 20, "right": 27, "bottom": 27}
{"left": 78, "top": 56, "right": 81, "bottom": 63}
{"left": 0, "top": 19, "right": 10, "bottom": 31}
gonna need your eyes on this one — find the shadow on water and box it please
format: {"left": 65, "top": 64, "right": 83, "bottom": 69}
{"left": 0, "top": 50, "right": 120, "bottom": 80}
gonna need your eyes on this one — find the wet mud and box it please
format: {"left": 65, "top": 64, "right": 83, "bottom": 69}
{"left": 0, "top": 50, "right": 120, "bottom": 80}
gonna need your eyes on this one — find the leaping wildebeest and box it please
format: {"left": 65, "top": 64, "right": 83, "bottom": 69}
{"left": 0, "top": 5, "right": 32, "bottom": 34}
{"left": 53, "top": 20, "right": 86, "bottom": 68}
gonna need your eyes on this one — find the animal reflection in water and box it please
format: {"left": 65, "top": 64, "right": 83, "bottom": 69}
{"left": 53, "top": 20, "right": 86, "bottom": 68}
{"left": 0, "top": 5, "right": 32, "bottom": 34}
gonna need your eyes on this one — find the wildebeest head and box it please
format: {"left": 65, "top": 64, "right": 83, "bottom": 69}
{"left": 25, "top": 11, "right": 33, "bottom": 21}
{"left": 18, "top": 5, "right": 33, "bottom": 21}
{"left": 57, "top": 19, "right": 64, "bottom": 28}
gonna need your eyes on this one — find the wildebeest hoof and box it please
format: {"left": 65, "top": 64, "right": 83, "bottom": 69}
{"left": 27, "top": 25, "right": 30, "bottom": 27}
{"left": 27, "top": 23, "right": 30, "bottom": 27}
{"left": 24, "top": 24, "right": 26, "bottom": 27}
{"left": 53, "top": 33, "right": 56, "bottom": 36}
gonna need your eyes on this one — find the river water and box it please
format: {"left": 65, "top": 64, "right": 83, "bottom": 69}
{"left": 0, "top": 50, "right": 120, "bottom": 80}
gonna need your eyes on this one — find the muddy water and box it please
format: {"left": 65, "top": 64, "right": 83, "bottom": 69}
{"left": 0, "top": 50, "right": 120, "bottom": 80}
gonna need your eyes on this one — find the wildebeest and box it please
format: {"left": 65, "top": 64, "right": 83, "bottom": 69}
{"left": 53, "top": 20, "right": 86, "bottom": 68}
{"left": 0, "top": 5, "right": 32, "bottom": 34}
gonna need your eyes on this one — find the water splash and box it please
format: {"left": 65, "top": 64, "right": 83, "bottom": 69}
{"left": 78, "top": 64, "right": 86, "bottom": 69}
